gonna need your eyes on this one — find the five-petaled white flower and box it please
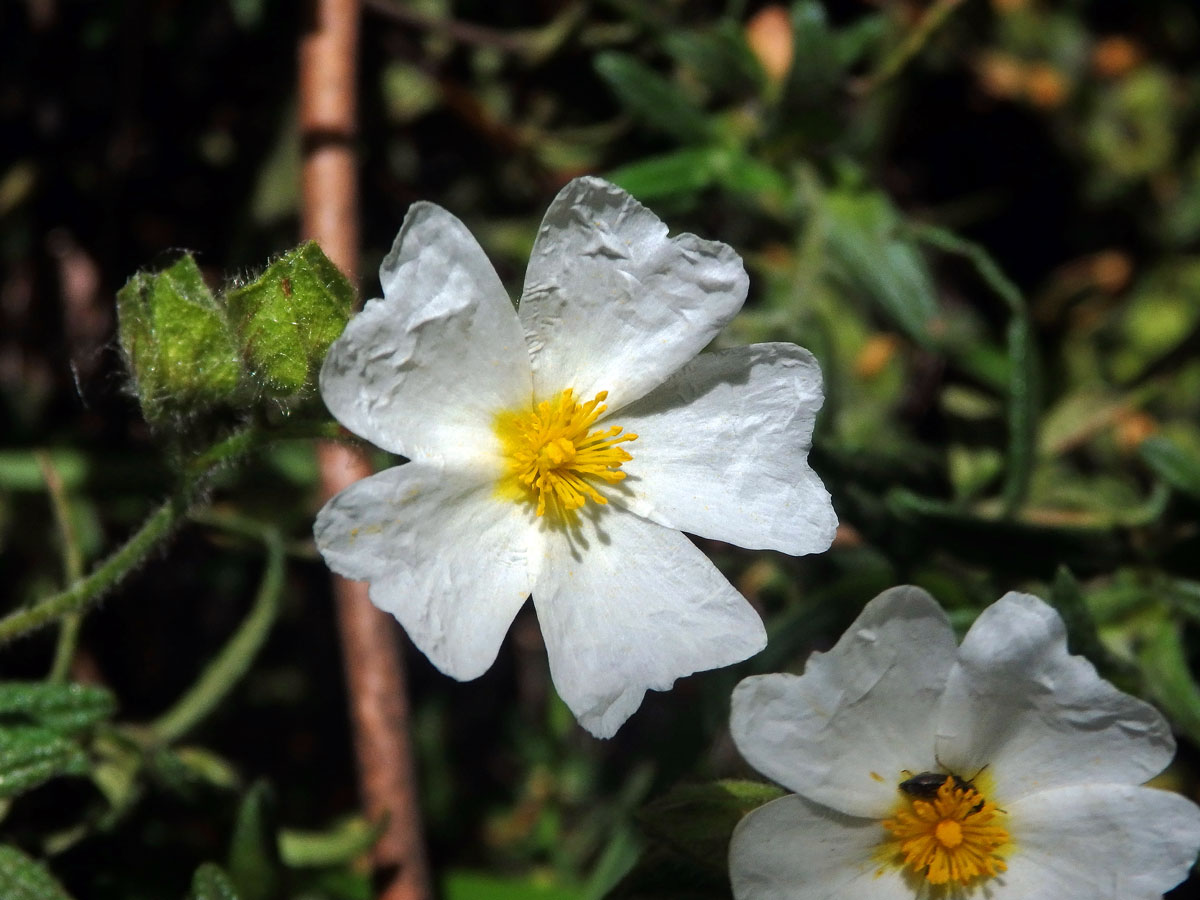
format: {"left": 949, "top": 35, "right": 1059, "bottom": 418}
{"left": 728, "top": 586, "right": 1200, "bottom": 899}
{"left": 314, "top": 176, "right": 837, "bottom": 738}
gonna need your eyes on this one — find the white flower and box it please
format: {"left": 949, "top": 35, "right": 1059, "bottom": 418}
{"left": 728, "top": 587, "right": 1200, "bottom": 899}
{"left": 314, "top": 176, "right": 837, "bottom": 738}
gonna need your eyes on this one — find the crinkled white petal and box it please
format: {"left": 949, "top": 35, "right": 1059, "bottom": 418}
{"left": 518, "top": 176, "right": 747, "bottom": 411}
{"left": 531, "top": 510, "right": 765, "bottom": 739}
{"left": 612, "top": 343, "right": 836, "bottom": 555}
{"left": 729, "top": 795, "right": 910, "bottom": 900}
{"left": 999, "top": 783, "right": 1200, "bottom": 900}
{"left": 320, "top": 202, "right": 531, "bottom": 460}
{"left": 314, "top": 462, "right": 536, "bottom": 680}
{"left": 934, "top": 592, "right": 1175, "bottom": 801}
{"left": 730, "top": 587, "right": 957, "bottom": 817}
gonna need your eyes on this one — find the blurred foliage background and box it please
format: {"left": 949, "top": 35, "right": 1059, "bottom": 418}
{"left": 4, "top": 0, "right": 1200, "bottom": 897}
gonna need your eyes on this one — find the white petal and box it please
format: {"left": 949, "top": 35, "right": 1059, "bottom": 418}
{"left": 314, "top": 462, "right": 536, "bottom": 680}
{"left": 999, "top": 784, "right": 1200, "bottom": 899}
{"left": 531, "top": 510, "right": 765, "bottom": 738}
{"left": 518, "top": 176, "right": 747, "bottom": 410}
{"left": 729, "top": 795, "right": 910, "bottom": 900}
{"left": 934, "top": 592, "right": 1175, "bottom": 800}
{"left": 613, "top": 343, "right": 836, "bottom": 555}
{"left": 730, "top": 586, "right": 957, "bottom": 817}
{"left": 320, "top": 202, "right": 531, "bottom": 460}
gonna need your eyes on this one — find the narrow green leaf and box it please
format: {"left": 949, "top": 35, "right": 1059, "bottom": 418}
{"left": 607, "top": 148, "right": 718, "bottom": 201}
{"left": 278, "top": 817, "right": 382, "bottom": 869}
{"left": 594, "top": 52, "right": 713, "bottom": 144}
{"left": 0, "top": 845, "right": 75, "bottom": 900}
{"left": 0, "top": 682, "right": 115, "bottom": 734}
{"left": 116, "top": 254, "right": 241, "bottom": 420}
{"left": 823, "top": 188, "right": 939, "bottom": 345}
{"left": 224, "top": 242, "right": 355, "bottom": 397}
{"left": 191, "top": 863, "right": 241, "bottom": 900}
{"left": 442, "top": 871, "right": 578, "bottom": 900}
{"left": 1048, "top": 567, "right": 1134, "bottom": 682}
{"left": 885, "top": 490, "right": 1125, "bottom": 577}
{"left": 1140, "top": 436, "right": 1200, "bottom": 499}
{"left": 227, "top": 781, "right": 282, "bottom": 900}
{"left": 786, "top": 0, "right": 840, "bottom": 102}
{"left": 1139, "top": 617, "right": 1200, "bottom": 747}
{"left": 637, "top": 779, "right": 786, "bottom": 873}
{"left": 1001, "top": 317, "right": 1038, "bottom": 515}
{"left": 663, "top": 25, "right": 762, "bottom": 96}
{"left": 0, "top": 727, "right": 88, "bottom": 798}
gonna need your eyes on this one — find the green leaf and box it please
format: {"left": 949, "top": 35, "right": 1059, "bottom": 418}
{"left": 607, "top": 148, "right": 718, "bottom": 201}
{"left": 0, "top": 845, "right": 75, "bottom": 900}
{"left": 227, "top": 781, "right": 282, "bottom": 900}
{"left": 663, "top": 25, "right": 762, "bottom": 97}
{"left": 594, "top": 52, "right": 713, "bottom": 145}
{"left": 823, "top": 187, "right": 939, "bottom": 346}
{"left": 224, "top": 242, "right": 355, "bottom": 397}
{"left": 637, "top": 780, "right": 785, "bottom": 873}
{"left": 1140, "top": 436, "right": 1200, "bottom": 500}
{"left": 1139, "top": 617, "right": 1200, "bottom": 747}
{"left": 116, "top": 254, "right": 241, "bottom": 420}
{"left": 0, "top": 682, "right": 115, "bottom": 734}
{"left": 885, "top": 489, "right": 1125, "bottom": 578}
{"left": 442, "top": 871, "right": 578, "bottom": 900}
{"left": 785, "top": 0, "right": 840, "bottom": 102}
{"left": 1002, "top": 317, "right": 1038, "bottom": 515}
{"left": 278, "top": 817, "right": 382, "bottom": 869}
{"left": 0, "top": 727, "right": 89, "bottom": 799}
{"left": 191, "top": 863, "right": 241, "bottom": 900}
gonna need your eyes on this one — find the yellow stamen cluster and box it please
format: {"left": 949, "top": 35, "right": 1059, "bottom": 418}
{"left": 495, "top": 389, "right": 637, "bottom": 519}
{"left": 881, "top": 777, "right": 1009, "bottom": 886}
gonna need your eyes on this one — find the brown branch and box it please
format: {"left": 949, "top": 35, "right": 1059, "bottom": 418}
{"left": 299, "top": 3, "right": 431, "bottom": 899}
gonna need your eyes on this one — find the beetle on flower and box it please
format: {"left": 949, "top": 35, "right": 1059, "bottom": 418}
{"left": 314, "top": 176, "right": 837, "bottom": 738}
{"left": 728, "top": 587, "right": 1200, "bottom": 899}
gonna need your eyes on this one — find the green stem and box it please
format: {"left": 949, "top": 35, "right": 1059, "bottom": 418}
{"left": 36, "top": 451, "right": 87, "bottom": 682}
{"left": 859, "top": 0, "right": 965, "bottom": 94}
{"left": 0, "top": 418, "right": 347, "bottom": 647}
{"left": 0, "top": 494, "right": 187, "bottom": 645}
{"left": 150, "top": 514, "right": 285, "bottom": 744}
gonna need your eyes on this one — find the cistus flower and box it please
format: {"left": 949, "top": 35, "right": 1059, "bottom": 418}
{"left": 314, "top": 176, "right": 837, "bottom": 738}
{"left": 728, "top": 587, "right": 1200, "bottom": 899}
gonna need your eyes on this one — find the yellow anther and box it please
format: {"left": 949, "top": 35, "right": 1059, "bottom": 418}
{"left": 495, "top": 388, "right": 637, "bottom": 521}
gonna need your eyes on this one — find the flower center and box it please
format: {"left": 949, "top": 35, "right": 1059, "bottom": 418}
{"left": 494, "top": 389, "right": 637, "bottom": 519}
{"left": 881, "top": 775, "right": 1009, "bottom": 886}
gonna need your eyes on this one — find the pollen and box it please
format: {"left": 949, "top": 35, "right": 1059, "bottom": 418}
{"left": 494, "top": 388, "right": 637, "bottom": 520}
{"left": 881, "top": 776, "right": 1009, "bottom": 886}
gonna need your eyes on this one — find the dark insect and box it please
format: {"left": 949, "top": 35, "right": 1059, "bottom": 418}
{"left": 898, "top": 771, "right": 972, "bottom": 799}
{"left": 899, "top": 770, "right": 986, "bottom": 814}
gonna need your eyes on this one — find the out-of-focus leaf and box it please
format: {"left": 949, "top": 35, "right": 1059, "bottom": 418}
{"left": 1049, "top": 567, "right": 1132, "bottom": 680}
{"left": 886, "top": 489, "right": 1125, "bottom": 577}
{"left": 191, "top": 863, "right": 241, "bottom": 900}
{"left": 0, "top": 845, "right": 75, "bottom": 900}
{"left": 637, "top": 780, "right": 785, "bottom": 872}
{"left": 594, "top": 52, "right": 713, "bottom": 144}
{"left": 607, "top": 148, "right": 717, "bottom": 201}
{"left": 1139, "top": 617, "right": 1200, "bottom": 747}
{"left": 278, "top": 817, "right": 381, "bottom": 868}
{"left": 785, "top": 1, "right": 839, "bottom": 102}
{"left": 0, "top": 727, "right": 88, "bottom": 799}
{"left": 834, "top": 12, "right": 887, "bottom": 68}
{"left": 227, "top": 782, "right": 282, "bottom": 900}
{"left": 224, "top": 242, "right": 354, "bottom": 397}
{"left": 1140, "top": 436, "right": 1200, "bottom": 500}
{"left": 1086, "top": 67, "right": 1175, "bottom": 186}
{"left": 663, "top": 25, "right": 762, "bottom": 97}
{"left": 1002, "top": 317, "right": 1038, "bottom": 514}
{"left": 442, "top": 871, "right": 578, "bottom": 900}
{"left": 116, "top": 254, "right": 241, "bottom": 421}
{"left": 823, "top": 187, "right": 939, "bottom": 346}
{"left": 0, "top": 682, "right": 115, "bottom": 734}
